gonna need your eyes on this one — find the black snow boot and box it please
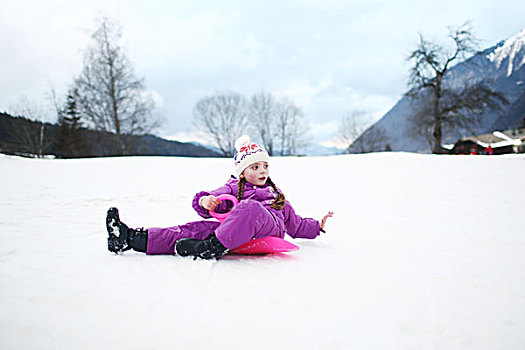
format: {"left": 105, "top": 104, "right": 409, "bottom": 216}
{"left": 175, "top": 235, "right": 228, "bottom": 260}
{"left": 106, "top": 207, "right": 148, "bottom": 253}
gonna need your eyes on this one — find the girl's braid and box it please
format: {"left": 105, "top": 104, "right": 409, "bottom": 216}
{"left": 267, "top": 177, "right": 286, "bottom": 210}
{"left": 237, "top": 177, "right": 246, "bottom": 203}
{"left": 236, "top": 176, "right": 285, "bottom": 211}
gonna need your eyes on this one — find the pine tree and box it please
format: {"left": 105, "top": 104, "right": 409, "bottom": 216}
{"left": 56, "top": 90, "right": 84, "bottom": 158}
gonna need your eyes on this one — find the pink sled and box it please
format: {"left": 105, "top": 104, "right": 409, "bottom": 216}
{"left": 210, "top": 194, "right": 299, "bottom": 255}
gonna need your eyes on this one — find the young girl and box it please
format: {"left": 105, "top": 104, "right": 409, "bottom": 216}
{"left": 106, "top": 135, "right": 333, "bottom": 259}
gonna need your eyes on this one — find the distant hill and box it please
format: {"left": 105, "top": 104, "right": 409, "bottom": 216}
{"left": 490, "top": 89, "right": 525, "bottom": 130}
{"left": 349, "top": 29, "right": 525, "bottom": 153}
{"left": 168, "top": 137, "right": 346, "bottom": 157}
{"left": 297, "top": 143, "right": 345, "bottom": 156}
{"left": 0, "top": 112, "right": 221, "bottom": 158}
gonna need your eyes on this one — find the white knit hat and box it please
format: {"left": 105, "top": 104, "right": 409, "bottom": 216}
{"left": 234, "top": 135, "right": 270, "bottom": 177}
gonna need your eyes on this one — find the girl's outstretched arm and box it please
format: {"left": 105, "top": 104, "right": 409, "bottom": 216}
{"left": 320, "top": 212, "right": 334, "bottom": 230}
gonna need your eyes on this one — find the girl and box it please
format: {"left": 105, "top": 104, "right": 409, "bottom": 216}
{"left": 106, "top": 135, "right": 333, "bottom": 259}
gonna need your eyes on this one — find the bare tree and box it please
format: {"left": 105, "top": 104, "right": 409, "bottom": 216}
{"left": 274, "top": 98, "right": 310, "bottom": 156}
{"left": 7, "top": 97, "right": 52, "bottom": 157}
{"left": 249, "top": 92, "right": 310, "bottom": 156}
{"left": 249, "top": 91, "right": 277, "bottom": 155}
{"left": 337, "top": 110, "right": 369, "bottom": 149}
{"left": 194, "top": 91, "right": 310, "bottom": 156}
{"left": 406, "top": 22, "right": 507, "bottom": 153}
{"left": 405, "top": 94, "right": 435, "bottom": 150}
{"left": 73, "top": 16, "right": 159, "bottom": 155}
{"left": 193, "top": 91, "right": 249, "bottom": 156}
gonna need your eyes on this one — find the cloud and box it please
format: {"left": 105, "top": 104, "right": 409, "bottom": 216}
{"left": 290, "top": 0, "right": 380, "bottom": 10}
{"left": 278, "top": 77, "right": 333, "bottom": 109}
{"left": 237, "top": 35, "right": 267, "bottom": 69}
{"left": 147, "top": 90, "right": 165, "bottom": 108}
{"left": 309, "top": 119, "right": 340, "bottom": 145}
{"left": 276, "top": 75, "right": 397, "bottom": 124}
{"left": 2, "top": 0, "right": 524, "bottom": 148}
{"left": 126, "top": 9, "right": 269, "bottom": 72}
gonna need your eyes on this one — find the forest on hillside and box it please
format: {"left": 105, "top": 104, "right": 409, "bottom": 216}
{"left": 0, "top": 113, "right": 219, "bottom": 158}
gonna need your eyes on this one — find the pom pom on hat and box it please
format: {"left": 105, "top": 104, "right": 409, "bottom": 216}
{"left": 233, "top": 135, "right": 270, "bottom": 177}
{"left": 235, "top": 135, "right": 251, "bottom": 150}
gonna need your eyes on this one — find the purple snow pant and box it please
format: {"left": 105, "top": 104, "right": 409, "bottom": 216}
{"left": 146, "top": 199, "right": 282, "bottom": 255}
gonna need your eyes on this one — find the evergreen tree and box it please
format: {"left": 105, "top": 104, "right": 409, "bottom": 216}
{"left": 56, "top": 89, "right": 84, "bottom": 158}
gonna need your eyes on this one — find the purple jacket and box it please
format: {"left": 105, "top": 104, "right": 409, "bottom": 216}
{"left": 192, "top": 177, "right": 320, "bottom": 239}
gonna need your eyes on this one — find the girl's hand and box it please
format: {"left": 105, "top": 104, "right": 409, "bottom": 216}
{"left": 202, "top": 195, "right": 220, "bottom": 211}
{"left": 320, "top": 212, "right": 334, "bottom": 230}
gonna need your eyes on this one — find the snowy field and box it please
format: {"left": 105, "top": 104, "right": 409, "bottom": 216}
{"left": 1, "top": 153, "right": 524, "bottom": 349}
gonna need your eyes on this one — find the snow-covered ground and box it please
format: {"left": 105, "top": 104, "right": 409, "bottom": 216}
{"left": 1, "top": 153, "right": 524, "bottom": 349}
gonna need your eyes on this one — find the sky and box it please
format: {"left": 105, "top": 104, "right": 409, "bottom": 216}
{"left": 1, "top": 0, "right": 524, "bottom": 148}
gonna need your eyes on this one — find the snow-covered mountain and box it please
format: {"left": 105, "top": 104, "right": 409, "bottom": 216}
{"left": 349, "top": 29, "right": 525, "bottom": 153}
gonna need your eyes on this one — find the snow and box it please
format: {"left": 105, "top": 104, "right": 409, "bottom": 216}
{"left": 1, "top": 153, "right": 524, "bottom": 349}
{"left": 487, "top": 29, "right": 525, "bottom": 77}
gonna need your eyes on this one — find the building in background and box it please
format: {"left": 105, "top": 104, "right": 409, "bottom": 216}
{"left": 447, "top": 128, "right": 525, "bottom": 155}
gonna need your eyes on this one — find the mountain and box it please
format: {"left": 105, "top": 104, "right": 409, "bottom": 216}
{"left": 298, "top": 143, "right": 345, "bottom": 156}
{"left": 0, "top": 112, "right": 221, "bottom": 158}
{"left": 490, "top": 89, "right": 525, "bottom": 130}
{"left": 169, "top": 137, "right": 345, "bottom": 157}
{"left": 349, "top": 29, "right": 525, "bottom": 153}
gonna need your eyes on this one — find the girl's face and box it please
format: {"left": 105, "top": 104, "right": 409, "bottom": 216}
{"left": 241, "top": 161, "right": 269, "bottom": 186}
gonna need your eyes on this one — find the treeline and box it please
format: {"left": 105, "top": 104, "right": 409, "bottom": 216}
{"left": 193, "top": 91, "right": 310, "bottom": 157}
{"left": 6, "top": 17, "right": 313, "bottom": 158}
{"left": 0, "top": 112, "right": 220, "bottom": 158}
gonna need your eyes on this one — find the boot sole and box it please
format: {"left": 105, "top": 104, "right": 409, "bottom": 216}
{"left": 106, "top": 207, "right": 129, "bottom": 253}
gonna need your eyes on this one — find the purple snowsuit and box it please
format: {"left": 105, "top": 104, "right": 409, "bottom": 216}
{"left": 146, "top": 177, "right": 321, "bottom": 255}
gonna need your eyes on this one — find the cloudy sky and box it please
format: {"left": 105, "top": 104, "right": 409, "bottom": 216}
{"left": 1, "top": 0, "right": 524, "bottom": 147}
